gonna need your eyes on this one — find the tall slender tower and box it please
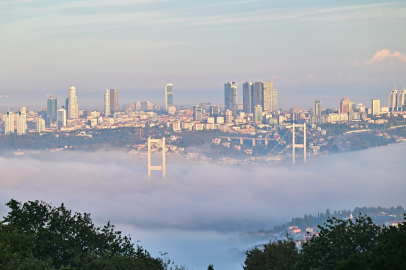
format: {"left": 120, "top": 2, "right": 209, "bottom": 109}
{"left": 224, "top": 82, "right": 238, "bottom": 115}
{"left": 68, "top": 86, "right": 79, "bottom": 119}
{"left": 243, "top": 82, "right": 253, "bottom": 114}
{"left": 4, "top": 111, "right": 14, "bottom": 134}
{"left": 313, "top": 100, "right": 321, "bottom": 116}
{"left": 104, "top": 90, "right": 111, "bottom": 116}
{"left": 109, "top": 89, "right": 118, "bottom": 113}
{"left": 372, "top": 99, "right": 380, "bottom": 115}
{"left": 47, "top": 95, "right": 57, "bottom": 123}
{"left": 388, "top": 88, "right": 397, "bottom": 112}
{"left": 397, "top": 87, "right": 406, "bottom": 111}
{"left": 17, "top": 110, "right": 27, "bottom": 134}
{"left": 193, "top": 105, "right": 202, "bottom": 121}
{"left": 57, "top": 108, "right": 67, "bottom": 128}
{"left": 165, "top": 84, "right": 173, "bottom": 110}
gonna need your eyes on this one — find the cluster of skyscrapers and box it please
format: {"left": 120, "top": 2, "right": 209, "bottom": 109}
{"left": 388, "top": 87, "right": 406, "bottom": 112}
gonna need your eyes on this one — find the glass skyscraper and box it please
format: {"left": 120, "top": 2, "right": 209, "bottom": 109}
{"left": 165, "top": 83, "right": 173, "bottom": 110}
{"left": 47, "top": 95, "right": 57, "bottom": 124}
{"left": 224, "top": 82, "right": 238, "bottom": 115}
{"left": 243, "top": 82, "right": 254, "bottom": 114}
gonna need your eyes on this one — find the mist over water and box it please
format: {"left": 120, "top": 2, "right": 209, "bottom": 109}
{"left": 1, "top": 143, "right": 405, "bottom": 269}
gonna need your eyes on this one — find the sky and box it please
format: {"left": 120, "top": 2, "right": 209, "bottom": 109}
{"left": 1, "top": 142, "right": 406, "bottom": 269}
{"left": 1, "top": 0, "right": 406, "bottom": 107}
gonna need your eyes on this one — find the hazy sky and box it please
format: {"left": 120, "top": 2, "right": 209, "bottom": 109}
{"left": 1, "top": 142, "right": 406, "bottom": 269}
{"left": 1, "top": 0, "right": 406, "bottom": 101}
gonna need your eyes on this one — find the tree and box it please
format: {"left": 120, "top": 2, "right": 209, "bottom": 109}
{"left": 0, "top": 199, "right": 165, "bottom": 270}
{"left": 298, "top": 214, "right": 381, "bottom": 270}
{"left": 207, "top": 264, "right": 214, "bottom": 270}
{"left": 243, "top": 236, "right": 299, "bottom": 270}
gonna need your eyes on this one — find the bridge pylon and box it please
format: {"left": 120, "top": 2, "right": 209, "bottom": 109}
{"left": 147, "top": 137, "right": 166, "bottom": 180}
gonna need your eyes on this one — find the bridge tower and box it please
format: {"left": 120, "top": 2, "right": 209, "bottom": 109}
{"left": 147, "top": 137, "right": 166, "bottom": 180}
{"left": 287, "top": 123, "right": 307, "bottom": 165}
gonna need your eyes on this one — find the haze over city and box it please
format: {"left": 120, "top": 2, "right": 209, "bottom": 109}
{"left": 1, "top": 1, "right": 406, "bottom": 270}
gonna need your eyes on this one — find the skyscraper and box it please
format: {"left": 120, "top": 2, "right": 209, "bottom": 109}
{"left": 389, "top": 88, "right": 397, "bottom": 112}
{"left": 397, "top": 87, "right": 406, "bottom": 111}
{"left": 4, "top": 111, "right": 14, "bottom": 134}
{"left": 165, "top": 84, "right": 173, "bottom": 110}
{"left": 57, "top": 108, "right": 67, "bottom": 128}
{"left": 193, "top": 105, "right": 202, "bottom": 121}
{"left": 243, "top": 82, "right": 254, "bottom": 114}
{"left": 104, "top": 90, "right": 111, "bottom": 116}
{"left": 254, "top": 105, "right": 262, "bottom": 124}
{"left": 372, "top": 99, "right": 380, "bottom": 115}
{"left": 36, "top": 118, "right": 46, "bottom": 133}
{"left": 224, "top": 82, "right": 238, "bottom": 115}
{"left": 340, "top": 98, "right": 351, "bottom": 113}
{"left": 210, "top": 105, "right": 219, "bottom": 117}
{"left": 68, "top": 86, "right": 79, "bottom": 119}
{"left": 109, "top": 89, "right": 118, "bottom": 113}
{"left": 47, "top": 95, "right": 57, "bottom": 124}
{"left": 17, "top": 110, "right": 27, "bottom": 134}
{"left": 253, "top": 82, "right": 277, "bottom": 111}
{"left": 313, "top": 100, "right": 321, "bottom": 116}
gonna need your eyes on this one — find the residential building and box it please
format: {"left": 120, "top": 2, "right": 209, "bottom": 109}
{"left": 254, "top": 105, "right": 262, "bottom": 124}
{"left": 193, "top": 105, "right": 202, "bottom": 121}
{"left": 397, "top": 88, "right": 406, "bottom": 111}
{"left": 313, "top": 100, "right": 321, "bottom": 116}
{"left": 68, "top": 86, "right": 79, "bottom": 119}
{"left": 224, "top": 82, "right": 238, "bottom": 115}
{"left": 57, "top": 108, "right": 67, "bottom": 128}
{"left": 17, "top": 111, "right": 27, "bottom": 134}
{"left": 225, "top": 109, "right": 233, "bottom": 123}
{"left": 109, "top": 89, "right": 119, "bottom": 113}
{"left": 210, "top": 105, "right": 219, "bottom": 117}
{"left": 372, "top": 99, "right": 380, "bottom": 115}
{"left": 389, "top": 88, "right": 397, "bottom": 112}
{"left": 104, "top": 90, "right": 111, "bottom": 116}
{"left": 36, "top": 118, "right": 46, "bottom": 133}
{"left": 47, "top": 95, "right": 57, "bottom": 123}
{"left": 165, "top": 83, "right": 173, "bottom": 110}
{"left": 4, "top": 111, "right": 14, "bottom": 134}
{"left": 340, "top": 98, "right": 351, "bottom": 113}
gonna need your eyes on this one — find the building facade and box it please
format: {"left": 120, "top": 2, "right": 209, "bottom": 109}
{"left": 253, "top": 82, "right": 277, "bottom": 112}
{"left": 47, "top": 95, "right": 57, "bottom": 124}
{"left": 340, "top": 98, "right": 351, "bottom": 114}
{"left": 104, "top": 90, "right": 111, "bottom": 116}
{"left": 372, "top": 99, "right": 380, "bottom": 115}
{"left": 193, "top": 105, "right": 202, "bottom": 121}
{"left": 68, "top": 86, "right": 79, "bottom": 119}
{"left": 57, "top": 108, "right": 67, "bottom": 128}
{"left": 17, "top": 111, "right": 27, "bottom": 134}
{"left": 243, "top": 82, "right": 254, "bottom": 114}
{"left": 165, "top": 84, "right": 173, "bottom": 110}
{"left": 254, "top": 105, "right": 262, "bottom": 124}
{"left": 313, "top": 100, "right": 321, "bottom": 116}
{"left": 224, "top": 82, "right": 238, "bottom": 115}
{"left": 397, "top": 88, "right": 406, "bottom": 111}
{"left": 36, "top": 118, "right": 46, "bottom": 133}
{"left": 109, "top": 89, "right": 118, "bottom": 113}
{"left": 389, "top": 89, "right": 397, "bottom": 112}
{"left": 4, "top": 111, "right": 14, "bottom": 134}
{"left": 210, "top": 105, "right": 219, "bottom": 117}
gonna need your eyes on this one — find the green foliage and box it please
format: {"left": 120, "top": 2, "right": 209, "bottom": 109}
{"left": 243, "top": 236, "right": 299, "bottom": 270}
{"left": 0, "top": 199, "right": 165, "bottom": 270}
{"left": 207, "top": 264, "right": 214, "bottom": 270}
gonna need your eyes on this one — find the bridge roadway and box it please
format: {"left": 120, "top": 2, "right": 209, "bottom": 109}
{"left": 218, "top": 136, "right": 277, "bottom": 146}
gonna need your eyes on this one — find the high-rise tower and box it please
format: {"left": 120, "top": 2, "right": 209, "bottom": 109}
{"left": 224, "top": 82, "right": 238, "bottom": 115}
{"left": 193, "top": 105, "right": 202, "bottom": 121}
{"left": 104, "top": 90, "right": 111, "bottom": 116}
{"left": 313, "top": 100, "right": 321, "bottom": 116}
{"left": 372, "top": 99, "right": 380, "bottom": 115}
{"left": 68, "top": 86, "right": 79, "bottom": 119}
{"left": 243, "top": 82, "right": 254, "bottom": 114}
{"left": 109, "top": 89, "right": 118, "bottom": 113}
{"left": 165, "top": 84, "right": 173, "bottom": 110}
{"left": 17, "top": 110, "right": 27, "bottom": 134}
{"left": 253, "top": 82, "right": 277, "bottom": 112}
{"left": 389, "top": 88, "right": 397, "bottom": 112}
{"left": 340, "top": 98, "right": 351, "bottom": 113}
{"left": 57, "top": 108, "right": 67, "bottom": 128}
{"left": 4, "top": 111, "right": 14, "bottom": 134}
{"left": 47, "top": 95, "right": 57, "bottom": 124}
{"left": 397, "top": 87, "right": 406, "bottom": 111}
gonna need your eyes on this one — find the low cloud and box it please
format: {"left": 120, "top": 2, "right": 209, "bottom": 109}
{"left": 364, "top": 49, "right": 406, "bottom": 65}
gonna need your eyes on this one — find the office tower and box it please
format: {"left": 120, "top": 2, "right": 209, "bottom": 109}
{"left": 165, "top": 84, "right": 173, "bottom": 110}
{"left": 17, "top": 111, "right": 27, "bottom": 134}
{"left": 372, "top": 99, "right": 380, "bottom": 115}
{"left": 4, "top": 111, "right": 14, "bottom": 134}
{"left": 193, "top": 105, "right": 202, "bottom": 121}
{"left": 47, "top": 95, "right": 57, "bottom": 123}
{"left": 388, "top": 88, "right": 397, "bottom": 112}
{"left": 210, "top": 105, "right": 219, "bottom": 117}
{"left": 109, "top": 89, "right": 118, "bottom": 113}
{"left": 313, "top": 100, "right": 321, "bottom": 116}
{"left": 243, "top": 82, "right": 254, "bottom": 114}
{"left": 225, "top": 109, "right": 233, "bottom": 123}
{"left": 36, "top": 118, "right": 46, "bottom": 133}
{"left": 224, "top": 82, "right": 238, "bottom": 115}
{"left": 68, "top": 86, "right": 79, "bottom": 119}
{"left": 397, "top": 87, "right": 406, "bottom": 111}
{"left": 340, "top": 98, "right": 351, "bottom": 113}
{"left": 57, "top": 108, "right": 67, "bottom": 127}
{"left": 253, "top": 82, "right": 277, "bottom": 111}
{"left": 254, "top": 105, "right": 262, "bottom": 124}
{"left": 104, "top": 90, "right": 111, "bottom": 116}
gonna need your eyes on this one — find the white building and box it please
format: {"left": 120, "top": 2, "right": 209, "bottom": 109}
{"left": 57, "top": 108, "right": 67, "bottom": 127}
{"left": 104, "top": 90, "right": 111, "bottom": 116}
{"left": 36, "top": 118, "right": 46, "bottom": 133}
{"left": 4, "top": 111, "right": 14, "bottom": 134}
{"left": 68, "top": 86, "right": 79, "bottom": 119}
{"left": 388, "top": 89, "right": 397, "bottom": 112}
{"left": 372, "top": 99, "right": 380, "bottom": 115}
{"left": 17, "top": 111, "right": 27, "bottom": 134}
